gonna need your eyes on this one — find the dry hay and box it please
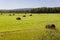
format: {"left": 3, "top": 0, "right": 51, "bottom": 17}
{"left": 9, "top": 14, "right": 12, "bottom": 16}
{"left": 23, "top": 15, "right": 26, "bottom": 17}
{"left": 46, "top": 24, "right": 56, "bottom": 29}
{"left": 16, "top": 17, "right": 21, "bottom": 20}
{"left": 13, "top": 13, "right": 15, "bottom": 16}
{"left": 29, "top": 14, "right": 32, "bottom": 16}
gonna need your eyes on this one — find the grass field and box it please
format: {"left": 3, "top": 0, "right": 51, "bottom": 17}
{"left": 0, "top": 13, "right": 60, "bottom": 40}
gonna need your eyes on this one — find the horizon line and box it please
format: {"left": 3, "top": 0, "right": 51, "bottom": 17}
{"left": 0, "top": 7, "right": 60, "bottom": 10}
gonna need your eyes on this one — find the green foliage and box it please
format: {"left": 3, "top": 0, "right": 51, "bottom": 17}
{"left": 0, "top": 7, "right": 60, "bottom": 13}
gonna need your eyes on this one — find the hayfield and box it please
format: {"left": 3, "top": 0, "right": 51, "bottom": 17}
{"left": 0, "top": 13, "right": 60, "bottom": 40}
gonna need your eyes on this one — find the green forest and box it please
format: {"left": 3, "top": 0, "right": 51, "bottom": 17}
{"left": 0, "top": 7, "right": 60, "bottom": 13}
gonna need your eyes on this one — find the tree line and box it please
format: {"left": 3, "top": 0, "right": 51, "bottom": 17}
{"left": 0, "top": 7, "right": 60, "bottom": 13}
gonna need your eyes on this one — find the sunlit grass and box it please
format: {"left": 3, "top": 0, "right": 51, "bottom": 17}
{"left": 0, "top": 13, "right": 60, "bottom": 40}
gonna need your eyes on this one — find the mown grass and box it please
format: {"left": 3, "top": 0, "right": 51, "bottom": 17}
{"left": 0, "top": 13, "right": 60, "bottom": 40}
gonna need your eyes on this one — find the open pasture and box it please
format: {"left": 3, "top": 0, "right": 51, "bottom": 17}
{"left": 0, "top": 13, "right": 60, "bottom": 40}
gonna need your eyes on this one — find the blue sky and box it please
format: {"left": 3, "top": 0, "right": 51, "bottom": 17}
{"left": 0, "top": 0, "right": 60, "bottom": 9}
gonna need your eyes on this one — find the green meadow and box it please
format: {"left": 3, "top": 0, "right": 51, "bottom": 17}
{"left": 0, "top": 13, "right": 60, "bottom": 40}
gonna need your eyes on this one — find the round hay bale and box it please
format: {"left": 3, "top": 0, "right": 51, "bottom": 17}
{"left": 16, "top": 17, "right": 21, "bottom": 20}
{"left": 23, "top": 15, "right": 26, "bottom": 17}
{"left": 46, "top": 24, "right": 55, "bottom": 29}
{"left": 9, "top": 14, "right": 12, "bottom": 16}
{"left": 30, "top": 14, "right": 32, "bottom": 16}
{"left": 1, "top": 13, "right": 2, "bottom": 15}
{"left": 13, "top": 14, "right": 15, "bottom": 16}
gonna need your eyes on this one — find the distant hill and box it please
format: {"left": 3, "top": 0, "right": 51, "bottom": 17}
{"left": 13, "top": 8, "right": 32, "bottom": 10}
